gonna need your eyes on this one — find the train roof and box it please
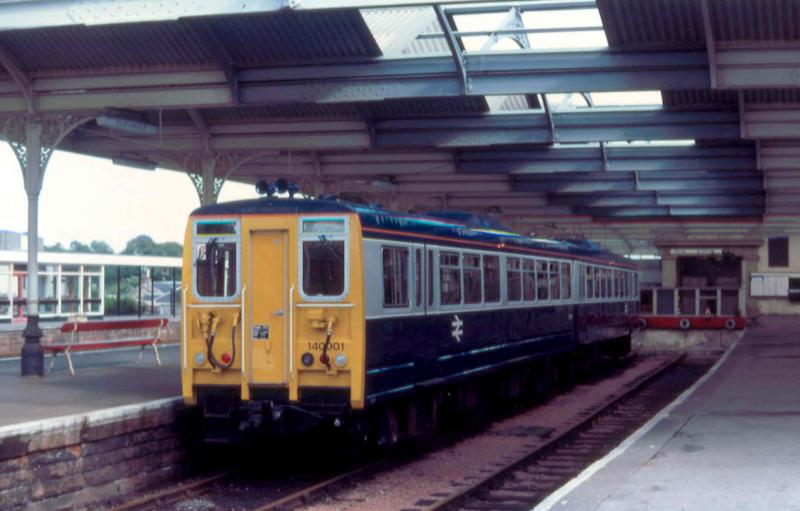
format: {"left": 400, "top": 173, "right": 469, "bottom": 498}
{"left": 193, "top": 198, "right": 633, "bottom": 267}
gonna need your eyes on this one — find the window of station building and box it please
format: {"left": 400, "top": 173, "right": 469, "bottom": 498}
{"left": 464, "top": 253, "right": 482, "bottom": 304}
{"left": 549, "top": 262, "right": 561, "bottom": 300}
{"left": 537, "top": 260, "right": 549, "bottom": 301}
{"left": 382, "top": 247, "right": 409, "bottom": 308}
{"left": 196, "top": 240, "right": 239, "bottom": 298}
{"left": 561, "top": 262, "right": 571, "bottom": 300}
{"left": 523, "top": 259, "right": 537, "bottom": 301}
{"left": 415, "top": 248, "right": 422, "bottom": 307}
{"left": 59, "top": 265, "right": 80, "bottom": 314}
{"left": 594, "top": 267, "right": 602, "bottom": 299}
{"left": 507, "top": 257, "right": 522, "bottom": 302}
{"left": 440, "top": 252, "right": 462, "bottom": 305}
{"left": 768, "top": 236, "right": 789, "bottom": 267}
{"left": 483, "top": 255, "right": 501, "bottom": 303}
{"left": 83, "top": 270, "right": 102, "bottom": 314}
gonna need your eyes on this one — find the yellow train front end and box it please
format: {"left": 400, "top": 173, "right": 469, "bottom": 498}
{"left": 181, "top": 208, "right": 365, "bottom": 439}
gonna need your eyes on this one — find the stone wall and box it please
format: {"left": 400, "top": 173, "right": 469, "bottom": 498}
{"left": 0, "top": 320, "right": 180, "bottom": 357}
{"left": 0, "top": 398, "right": 194, "bottom": 510}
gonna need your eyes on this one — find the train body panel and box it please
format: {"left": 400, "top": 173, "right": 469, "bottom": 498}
{"left": 181, "top": 210, "right": 366, "bottom": 415}
{"left": 180, "top": 198, "right": 638, "bottom": 439}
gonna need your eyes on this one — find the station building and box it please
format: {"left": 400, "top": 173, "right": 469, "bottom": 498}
{"left": 0, "top": 230, "right": 181, "bottom": 323}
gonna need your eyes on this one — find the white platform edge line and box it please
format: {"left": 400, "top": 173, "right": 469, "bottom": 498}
{"left": 0, "top": 396, "right": 182, "bottom": 440}
{"left": 532, "top": 330, "right": 746, "bottom": 511}
{"left": 0, "top": 342, "right": 179, "bottom": 362}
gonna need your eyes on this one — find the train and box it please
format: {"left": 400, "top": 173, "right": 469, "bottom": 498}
{"left": 181, "top": 196, "right": 639, "bottom": 444}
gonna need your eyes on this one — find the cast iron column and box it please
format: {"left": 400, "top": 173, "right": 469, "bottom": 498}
{"left": 20, "top": 121, "right": 44, "bottom": 376}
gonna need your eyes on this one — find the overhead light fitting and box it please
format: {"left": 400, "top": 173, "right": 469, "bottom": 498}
{"left": 97, "top": 109, "right": 157, "bottom": 135}
{"left": 112, "top": 154, "right": 157, "bottom": 171}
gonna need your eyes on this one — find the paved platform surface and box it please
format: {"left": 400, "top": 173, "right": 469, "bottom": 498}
{"left": 0, "top": 344, "right": 180, "bottom": 427}
{"left": 540, "top": 315, "right": 800, "bottom": 511}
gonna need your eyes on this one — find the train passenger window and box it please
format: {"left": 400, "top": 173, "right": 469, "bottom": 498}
{"left": 428, "top": 251, "right": 434, "bottom": 306}
{"left": 415, "top": 249, "right": 422, "bottom": 307}
{"left": 561, "top": 262, "right": 571, "bottom": 300}
{"left": 522, "top": 260, "right": 536, "bottom": 301}
{"left": 440, "top": 252, "right": 462, "bottom": 305}
{"left": 585, "top": 266, "right": 593, "bottom": 299}
{"left": 382, "top": 247, "right": 409, "bottom": 308}
{"left": 195, "top": 241, "right": 238, "bottom": 297}
{"left": 483, "top": 255, "right": 500, "bottom": 303}
{"left": 507, "top": 258, "right": 522, "bottom": 302}
{"left": 537, "top": 261, "right": 549, "bottom": 301}
{"left": 599, "top": 268, "right": 606, "bottom": 298}
{"left": 464, "top": 254, "right": 482, "bottom": 304}
{"left": 302, "top": 239, "right": 345, "bottom": 297}
{"left": 549, "top": 262, "right": 560, "bottom": 300}
{"left": 605, "top": 269, "right": 612, "bottom": 298}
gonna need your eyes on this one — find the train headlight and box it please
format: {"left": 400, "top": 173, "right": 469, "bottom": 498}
{"left": 335, "top": 353, "right": 347, "bottom": 368}
{"left": 301, "top": 352, "right": 314, "bottom": 367}
{"left": 194, "top": 352, "right": 206, "bottom": 366}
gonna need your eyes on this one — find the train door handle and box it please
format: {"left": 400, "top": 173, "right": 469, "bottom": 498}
{"left": 272, "top": 309, "right": 284, "bottom": 317}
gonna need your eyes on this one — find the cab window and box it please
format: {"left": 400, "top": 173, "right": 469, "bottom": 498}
{"left": 196, "top": 241, "right": 237, "bottom": 297}
{"left": 300, "top": 217, "right": 348, "bottom": 299}
{"left": 303, "top": 240, "right": 345, "bottom": 296}
{"left": 194, "top": 219, "right": 239, "bottom": 299}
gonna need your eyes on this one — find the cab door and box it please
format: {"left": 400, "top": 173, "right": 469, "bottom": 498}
{"left": 249, "top": 231, "right": 288, "bottom": 384}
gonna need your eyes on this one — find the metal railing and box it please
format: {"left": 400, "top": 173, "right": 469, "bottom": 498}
{"left": 640, "top": 287, "right": 742, "bottom": 317}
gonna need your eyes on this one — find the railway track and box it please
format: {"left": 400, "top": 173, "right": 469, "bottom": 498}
{"left": 422, "top": 355, "right": 711, "bottom": 511}
{"left": 108, "top": 355, "right": 705, "bottom": 511}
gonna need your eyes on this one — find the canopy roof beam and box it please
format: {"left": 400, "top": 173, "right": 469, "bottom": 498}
{"left": 0, "top": 49, "right": 710, "bottom": 113}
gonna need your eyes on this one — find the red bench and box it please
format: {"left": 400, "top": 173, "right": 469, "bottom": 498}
{"left": 43, "top": 318, "right": 168, "bottom": 375}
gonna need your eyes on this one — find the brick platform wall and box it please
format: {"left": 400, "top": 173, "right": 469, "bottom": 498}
{"left": 0, "top": 398, "right": 195, "bottom": 510}
{"left": 0, "top": 320, "right": 180, "bottom": 357}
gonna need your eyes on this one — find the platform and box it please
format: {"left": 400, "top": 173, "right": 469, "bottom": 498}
{"left": 0, "top": 344, "right": 180, "bottom": 427}
{"left": 537, "top": 315, "right": 800, "bottom": 511}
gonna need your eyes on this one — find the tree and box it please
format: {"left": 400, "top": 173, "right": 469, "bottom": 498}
{"left": 69, "top": 240, "right": 93, "bottom": 253}
{"left": 45, "top": 242, "right": 66, "bottom": 252}
{"left": 122, "top": 235, "right": 160, "bottom": 256}
{"left": 89, "top": 240, "right": 114, "bottom": 254}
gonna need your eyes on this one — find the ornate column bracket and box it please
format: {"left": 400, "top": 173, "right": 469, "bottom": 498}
{"left": 179, "top": 151, "right": 272, "bottom": 205}
{"left": 3, "top": 114, "right": 92, "bottom": 194}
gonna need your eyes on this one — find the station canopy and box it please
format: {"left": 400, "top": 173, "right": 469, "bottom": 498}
{"left": 1, "top": 0, "right": 799, "bottom": 254}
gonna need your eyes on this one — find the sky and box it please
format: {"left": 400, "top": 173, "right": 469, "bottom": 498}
{"left": 0, "top": 145, "right": 258, "bottom": 253}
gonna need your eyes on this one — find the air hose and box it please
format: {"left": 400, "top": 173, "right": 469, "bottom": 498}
{"left": 319, "top": 317, "right": 336, "bottom": 370}
{"left": 205, "top": 312, "right": 236, "bottom": 370}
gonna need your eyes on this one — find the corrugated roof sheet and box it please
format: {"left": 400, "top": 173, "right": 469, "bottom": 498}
{"left": 207, "top": 10, "right": 381, "bottom": 66}
{"left": 598, "top": 0, "right": 704, "bottom": 48}
{"left": 600, "top": 0, "right": 800, "bottom": 48}
{"left": 1, "top": 22, "right": 213, "bottom": 72}
{"left": 710, "top": 0, "right": 800, "bottom": 41}
{"left": 662, "top": 90, "right": 737, "bottom": 109}
{"left": 0, "top": 9, "right": 380, "bottom": 73}
{"left": 744, "top": 89, "right": 800, "bottom": 103}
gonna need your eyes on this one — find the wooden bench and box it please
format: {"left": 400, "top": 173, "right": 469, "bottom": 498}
{"left": 44, "top": 318, "right": 168, "bottom": 375}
